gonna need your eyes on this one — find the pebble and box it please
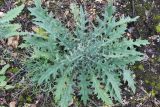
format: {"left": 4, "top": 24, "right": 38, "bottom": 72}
{"left": 0, "top": 12, "right": 4, "bottom": 17}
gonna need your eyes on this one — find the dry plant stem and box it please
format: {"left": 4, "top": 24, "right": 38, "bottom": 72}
{"left": 130, "top": 0, "right": 135, "bottom": 16}
{"left": 6, "top": 64, "right": 26, "bottom": 83}
{"left": 89, "top": 99, "right": 99, "bottom": 107}
{"left": 130, "top": 0, "right": 141, "bottom": 38}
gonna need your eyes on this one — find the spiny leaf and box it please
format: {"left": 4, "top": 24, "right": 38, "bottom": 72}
{"left": 123, "top": 69, "right": 136, "bottom": 93}
{"left": 70, "top": 3, "right": 80, "bottom": 23}
{"left": 92, "top": 74, "right": 112, "bottom": 105}
{"left": 0, "top": 64, "right": 10, "bottom": 75}
{"left": 0, "top": 4, "right": 24, "bottom": 23}
{"left": 54, "top": 75, "right": 73, "bottom": 107}
{"left": 78, "top": 73, "right": 91, "bottom": 105}
{"left": 0, "top": 24, "right": 21, "bottom": 39}
{"left": 104, "top": 2, "right": 116, "bottom": 18}
{"left": 106, "top": 72, "right": 122, "bottom": 102}
{"left": 59, "top": 82, "right": 73, "bottom": 107}
{"left": 24, "top": 0, "right": 149, "bottom": 106}
{"left": 38, "top": 64, "right": 60, "bottom": 85}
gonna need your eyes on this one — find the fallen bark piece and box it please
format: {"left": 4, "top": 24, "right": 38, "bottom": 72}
{"left": 9, "top": 101, "right": 16, "bottom": 107}
{"left": 24, "top": 103, "right": 36, "bottom": 107}
{"left": 7, "top": 36, "right": 20, "bottom": 48}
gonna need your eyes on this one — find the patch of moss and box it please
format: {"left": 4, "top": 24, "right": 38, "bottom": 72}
{"left": 153, "top": 15, "right": 160, "bottom": 20}
{"left": 138, "top": 64, "right": 144, "bottom": 71}
{"left": 10, "top": 67, "right": 20, "bottom": 73}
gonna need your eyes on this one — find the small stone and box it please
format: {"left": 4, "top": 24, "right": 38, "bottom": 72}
{"left": 0, "top": 60, "right": 6, "bottom": 65}
{"left": 0, "top": 12, "right": 4, "bottom": 17}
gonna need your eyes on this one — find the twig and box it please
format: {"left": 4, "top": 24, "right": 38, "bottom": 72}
{"left": 89, "top": 99, "right": 99, "bottom": 107}
{"left": 129, "top": 0, "right": 141, "bottom": 38}
{"left": 7, "top": 66, "right": 25, "bottom": 83}
{"left": 130, "top": 0, "right": 135, "bottom": 17}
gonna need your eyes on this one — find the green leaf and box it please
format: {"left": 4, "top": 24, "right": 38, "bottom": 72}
{"left": 0, "top": 76, "right": 6, "bottom": 81}
{"left": 0, "top": 81, "right": 7, "bottom": 87}
{"left": 5, "top": 85, "right": 15, "bottom": 90}
{"left": 54, "top": 75, "right": 73, "bottom": 107}
{"left": 92, "top": 74, "right": 112, "bottom": 105}
{"left": 34, "top": 0, "right": 41, "bottom": 7}
{"left": 59, "top": 83, "right": 73, "bottom": 107}
{"left": 0, "top": 4, "right": 24, "bottom": 23}
{"left": 114, "top": 16, "right": 139, "bottom": 27}
{"left": 24, "top": 0, "right": 149, "bottom": 106}
{"left": 54, "top": 75, "right": 67, "bottom": 102}
{"left": 38, "top": 64, "right": 60, "bottom": 85}
{"left": 78, "top": 73, "right": 90, "bottom": 105}
{"left": 70, "top": 3, "right": 80, "bottom": 23}
{"left": 0, "top": 64, "right": 10, "bottom": 75}
{"left": 106, "top": 72, "right": 122, "bottom": 102}
{"left": 123, "top": 69, "right": 136, "bottom": 93}
{"left": 104, "top": 2, "right": 116, "bottom": 17}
